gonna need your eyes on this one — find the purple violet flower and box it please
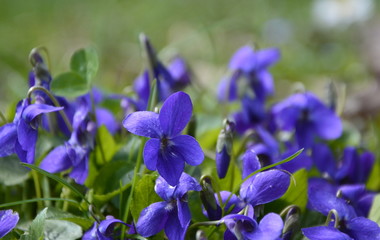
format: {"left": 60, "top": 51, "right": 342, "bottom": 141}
{"left": 240, "top": 169, "right": 290, "bottom": 208}
{"left": 167, "top": 56, "right": 192, "bottom": 91}
{"left": 218, "top": 45, "right": 280, "bottom": 102}
{"left": 123, "top": 91, "right": 204, "bottom": 186}
{"left": 312, "top": 144, "right": 375, "bottom": 184}
{"left": 221, "top": 212, "right": 284, "bottom": 240}
{"left": 83, "top": 216, "right": 131, "bottom": 240}
{"left": 272, "top": 91, "right": 342, "bottom": 148}
{"left": 305, "top": 178, "right": 380, "bottom": 239}
{"left": 0, "top": 210, "right": 19, "bottom": 238}
{"left": 136, "top": 173, "right": 201, "bottom": 239}
{"left": 232, "top": 95, "right": 266, "bottom": 134}
{"left": 132, "top": 70, "right": 151, "bottom": 111}
{"left": 40, "top": 98, "right": 95, "bottom": 184}
{"left": 0, "top": 99, "right": 63, "bottom": 164}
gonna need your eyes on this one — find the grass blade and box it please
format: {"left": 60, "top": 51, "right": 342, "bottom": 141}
{"left": 21, "top": 163, "right": 90, "bottom": 205}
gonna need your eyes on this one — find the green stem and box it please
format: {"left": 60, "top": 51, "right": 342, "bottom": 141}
{"left": 0, "top": 198, "right": 81, "bottom": 209}
{"left": 27, "top": 86, "right": 73, "bottom": 132}
{"left": 119, "top": 180, "right": 124, "bottom": 219}
{"left": 121, "top": 138, "right": 146, "bottom": 239}
{"left": 41, "top": 176, "right": 51, "bottom": 207}
{"left": 95, "top": 133, "right": 107, "bottom": 164}
{"left": 31, "top": 171, "right": 43, "bottom": 210}
{"left": 188, "top": 220, "right": 221, "bottom": 230}
{"left": 325, "top": 209, "right": 340, "bottom": 228}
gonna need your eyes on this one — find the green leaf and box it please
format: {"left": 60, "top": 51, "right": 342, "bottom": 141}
{"left": 265, "top": 169, "right": 308, "bottom": 214}
{"left": 188, "top": 191, "right": 208, "bottom": 222}
{"left": 92, "top": 161, "right": 134, "bottom": 194}
{"left": 93, "top": 182, "right": 131, "bottom": 205}
{"left": 0, "top": 198, "right": 79, "bottom": 209}
{"left": 44, "top": 220, "right": 83, "bottom": 240}
{"left": 2, "top": 230, "right": 18, "bottom": 240}
{"left": 94, "top": 125, "right": 120, "bottom": 164}
{"left": 30, "top": 208, "right": 48, "bottom": 240}
{"left": 367, "top": 162, "right": 380, "bottom": 191}
{"left": 279, "top": 169, "right": 308, "bottom": 211}
{"left": 70, "top": 47, "right": 99, "bottom": 82}
{"left": 21, "top": 163, "right": 89, "bottom": 205}
{"left": 0, "top": 155, "right": 29, "bottom": 186}
{"left": 45, "top": 207, "right": 93, "bottom": 230}
{"left": 51, "top": 71, "right": 89, "bottom": 98}
{"left": 59, "top": 217, "right": 93, "bottom": 230}
{"left": 369, "top": 194, "right": 380, "bottom": 225}
{"left": 130, "top": 174, "right": 161, "bottom": 222}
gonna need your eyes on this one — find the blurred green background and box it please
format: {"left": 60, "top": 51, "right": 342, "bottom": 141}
{"left": 1, "top": 0, "right": 379, "bottom": 113}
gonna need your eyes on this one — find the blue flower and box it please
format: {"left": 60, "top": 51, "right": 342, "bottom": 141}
{"left": 312, "top": 144, "right": 375, "bottom": 184}
{"left": 0, "top": 99, "right": 63, "bottom": 164}
{"left": 123, "top": 91, "right": 204, "bottom": 186}
{"left": 40, "top": 88, "right": 119, "bottom": 184}
{"left": 232, "top": 95, "right": 266, "bottom": 134}
{"left": 40, "top": 97, "right": 95, "bottom": 184}
{"left": 123, "top": 57, "right": 192, "bottom": 113}
{"left": 302, "top": 217, "right": 380, "bottom": 240}
{"left": 272, "top": 91, "right": 342, "bottom": 148}
{"left": 304, "top": 178, "right": 380, "bottom": 239}
{"left": 167, "top": 56, "right": 191, "bottom": 91}
{"left": 0, "top": 210, "right": 19, "bottom": 238}
{"left": 83, "top": 216, "right": 131, "bottom": 240}
{"left": 221, "top": 212, "right": 284, "bottom": 240}
{"left": 218, "top": 45, "right": 280, "bottom": 102}
{"left": 136, "top": 173, "right": 201, "bottom": 239}
{"left": 240, "top": 168, "right": 290, "bottom": 208}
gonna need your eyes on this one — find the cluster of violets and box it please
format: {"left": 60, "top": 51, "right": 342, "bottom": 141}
{"left": 0, "top": 35, "right": 380, "bottom": 240}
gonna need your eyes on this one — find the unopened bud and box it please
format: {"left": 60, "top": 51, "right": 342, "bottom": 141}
{"left": 216, "top": 119, "right": 235, "bottom": 178}
{"left": 200, "top": 176, "right": 221, "bottom": 220}
{"left": 282, "top": 206, "right": 300, "bottom": 240}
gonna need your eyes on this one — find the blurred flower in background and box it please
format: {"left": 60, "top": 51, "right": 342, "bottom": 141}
{"left": 312, "top": 0, "right": 374, "bottom": 29}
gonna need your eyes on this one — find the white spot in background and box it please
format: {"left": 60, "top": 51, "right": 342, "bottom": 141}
{"left": 312, "top": 0, "right": 374, "bottom": 29}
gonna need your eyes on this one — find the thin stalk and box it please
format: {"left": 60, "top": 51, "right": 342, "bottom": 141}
{"left": 31, "top": 171, "right": 43, "bottom": 210}
{"left": 188, "top": 220, "right": 221, "bottom": 230}
{"left": 121, "top": 139, "right": 145, "bottom": 239}
{"left": 119, "top": 180, "right": 124, "bottom": 219}
{"left": 0, "top": 198, "right": 81, "bottom": 209}
{"left": 89, "top": 89, "right": 106, "bottom": 165}
{"left": 325, "top": 209, "right": 340, "bottom": 228}
{"left": 41, "top": 176, "right": 51, "bottom": 207}
{"left": 27, "top": 86, "right": 73, "bottom": 132}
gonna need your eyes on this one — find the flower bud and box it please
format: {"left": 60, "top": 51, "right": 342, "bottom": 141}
{"left": 216, "top": 119, "right": 235, "bottom": 178}
{"left": 200, "top": 176, "right": 222, "bottom": 220}
{"left": 282, "top": 206, "right": 300, "bottom": 240}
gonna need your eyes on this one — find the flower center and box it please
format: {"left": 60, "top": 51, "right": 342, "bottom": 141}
{"left": 161, "top": 137, "right": 169, "bottom": 149}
